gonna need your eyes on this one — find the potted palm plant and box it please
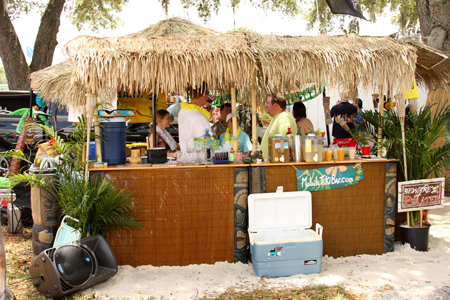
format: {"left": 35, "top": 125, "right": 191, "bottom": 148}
{"left": 356, "top": 101, "right": 450, "bottom": 251}
{"left": 3, "top": 115, "right": 143, "bottom": 239}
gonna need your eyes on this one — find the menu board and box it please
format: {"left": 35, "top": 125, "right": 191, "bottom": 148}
{"left": 398, "top": 178, "right": 445, "bottom": 212}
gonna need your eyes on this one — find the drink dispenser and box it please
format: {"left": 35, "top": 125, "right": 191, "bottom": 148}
{"left": 268, "top": 134, "right": 290, "bottom": 163}
{"left": 301, "top": 134, "right": 323, "bottom": 162}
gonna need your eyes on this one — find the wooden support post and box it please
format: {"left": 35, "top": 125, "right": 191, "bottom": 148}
{"left": 377, "top": 86, "right": 384, "bottom": 157}
{"left": 231, "top": 87, "right": 238, "bottom": 154}
{"left": 251, "top": 76, "right": 257, "bottom": 153}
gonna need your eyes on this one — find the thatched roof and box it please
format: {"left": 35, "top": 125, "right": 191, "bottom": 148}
{"left": 29, "top": 60, "right": 88, "bottom": 107}
{"left": 63, "top": 32, "right": 417, "bottom": 98}
{"left": 126, "top": 17, "right": 220, "bottom": 37}
{"left": 30, "top": 17, "right": 219, "bottom": 106}
{"left": 30, "top": 17, "right": 450, "bottom": 108}
{"left": 405, "top": 37, "right": 450, "bottom": 90}
{"left": 249, "top": 33, "right": 417, "bottom": 95}
{"left": 64, "top": 32, "right": 257, "bottom": 96}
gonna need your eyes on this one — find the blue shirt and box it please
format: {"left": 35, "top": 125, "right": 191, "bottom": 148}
{"left": 219, "top": 130, "right": 252, "bottom": 154}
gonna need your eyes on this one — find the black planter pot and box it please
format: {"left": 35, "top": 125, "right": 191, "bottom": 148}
{"left": 400, "top": 224, "right": 430, "bottom": 251}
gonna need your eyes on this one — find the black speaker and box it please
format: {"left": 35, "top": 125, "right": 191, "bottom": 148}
{"left": 29, "top": 235, "right": 118, "bottom": 298}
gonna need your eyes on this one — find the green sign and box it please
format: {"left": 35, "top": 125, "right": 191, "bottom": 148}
{"left": 297, "top": 165, "right": 364, "bottom": 191}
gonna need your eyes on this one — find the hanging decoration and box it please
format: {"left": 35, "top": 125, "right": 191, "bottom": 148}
{"left": 287, "top": 85, "right": 322, "bottom": 105}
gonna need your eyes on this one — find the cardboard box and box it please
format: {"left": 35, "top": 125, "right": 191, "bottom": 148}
{"left": 249, "top": 186, "right": 323, "bottom": 278}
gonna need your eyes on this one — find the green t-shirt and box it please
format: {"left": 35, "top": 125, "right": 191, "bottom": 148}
{"left": 261, "top": 111, "right": 297, "bottom": 159}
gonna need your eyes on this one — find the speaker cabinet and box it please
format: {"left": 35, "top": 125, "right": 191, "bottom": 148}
{"left": 29, "top": 235, "right": 118, "bottom": 298}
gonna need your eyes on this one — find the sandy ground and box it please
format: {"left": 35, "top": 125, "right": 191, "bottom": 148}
{"left": 84, "top": 200, "right": 450, "bottom": 300}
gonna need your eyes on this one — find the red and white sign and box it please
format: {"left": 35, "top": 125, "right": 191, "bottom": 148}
{"left": 398, "top": 178, "right": 445, "bottom": 212}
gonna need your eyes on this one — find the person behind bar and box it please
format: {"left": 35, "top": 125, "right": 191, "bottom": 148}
{"left": 211, "top": 103, "right": 232, "bottom": 139}
{"left": 148, "top": 109, "right": 179, "bottom": 158}
{"left": 219, "top": 113, "right": 252, "bottom": 156}
{"left": 330, "top": 89, "right": 357, "bottom": 147}
{"left": 178, "top": 82, "right": 214, "bottom": 152}
{"left": 293, "top": 101, "right": 314, "bottom": 136}
{"left": 260, "top": 93, "right": 297, "bottom": 160}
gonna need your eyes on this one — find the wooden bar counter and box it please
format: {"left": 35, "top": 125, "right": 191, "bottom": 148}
{"left": 90, "top": 158, "right": 397, "bottom": 267}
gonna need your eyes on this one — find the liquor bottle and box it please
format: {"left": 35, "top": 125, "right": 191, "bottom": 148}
{"left": 286, "top": 125, "right": 294, "bottom": 162}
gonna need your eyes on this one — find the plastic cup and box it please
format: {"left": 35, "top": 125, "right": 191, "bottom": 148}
{"left": 176, "top": 152, "right": 183, "bottom": 165}
{"left": 332, "top": 146, "right": 339, "bottom": 160}
{"left": 337, "top": 149, "right": 345, "bottom": 161}
{"left": 348, "top": 147, "right": 356, "bottom": 160}
{"left": 325, "top": 148, "right": 332, "bottom": 161}
{"left": 362, "top": 145, "right": 370, "bottom": 156}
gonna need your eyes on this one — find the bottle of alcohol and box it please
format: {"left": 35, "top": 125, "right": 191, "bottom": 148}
{"left": 286, "top": 125, "right": 294, "bottom": 162}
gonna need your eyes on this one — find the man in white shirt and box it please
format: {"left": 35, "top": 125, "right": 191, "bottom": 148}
{"left": 178, "top": 82, "right": 213, "bottom": 152}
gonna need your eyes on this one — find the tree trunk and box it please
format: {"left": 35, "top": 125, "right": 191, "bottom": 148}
{"left": 29, "top": 0, "right": 65, "bottom": 73}
{"left": 416, "top": 0, "right": 450, "bottom": 53}
{"left": 0, "top": 0, "right": 30, "bottom": 90}
{"left": 0, "top": 0, "right": 65, "bottom": 90}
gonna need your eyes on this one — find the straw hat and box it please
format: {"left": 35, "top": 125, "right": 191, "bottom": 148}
{"left": 339, "top": 89, "right": 352, "bottom": 101}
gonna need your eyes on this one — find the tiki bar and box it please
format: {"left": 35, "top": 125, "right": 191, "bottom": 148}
{"left": 28, "top": 18, "right": 450, "bottom": 269}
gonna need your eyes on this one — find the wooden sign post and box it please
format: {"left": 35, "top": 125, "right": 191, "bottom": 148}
{"left": 398, "top": 178, "right": 446, "bottom": 226}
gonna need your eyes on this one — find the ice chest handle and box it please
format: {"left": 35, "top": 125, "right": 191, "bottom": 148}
{"left": 147, "top": 147, "right": 167, "bottom": 164}
{"left": 316, "top": 223, "right": 323, "bottom": 237}
{"left": 53, "top": 215, "right": 81, "bottom": 247}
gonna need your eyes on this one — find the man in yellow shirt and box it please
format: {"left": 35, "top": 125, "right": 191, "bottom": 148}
{"left": 261, "top": 93, "right": 298, "bottom": 159}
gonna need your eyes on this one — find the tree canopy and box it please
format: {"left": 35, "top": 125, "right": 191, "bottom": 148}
{"left": 0, "top": 0, "right": 128, "bottom": 90}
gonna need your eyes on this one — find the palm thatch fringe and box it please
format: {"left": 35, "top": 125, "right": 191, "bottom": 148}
{"left": 249, "top": 33, "right": 417, "bottom": 96}
{"left": 30, "top": 18, "right": 450, "bottom": 108}
{"left": 405, "top": 37, "right": 450, "bottom": 90}
{"left": 64, "top": 32, "right": 257, "bottom": 97}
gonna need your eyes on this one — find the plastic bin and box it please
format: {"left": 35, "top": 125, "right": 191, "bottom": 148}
{"left": 100, "top": 117, "right": 126, "bottom": 164}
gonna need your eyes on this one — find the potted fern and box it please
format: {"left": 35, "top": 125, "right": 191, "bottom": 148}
{"left": 3, "top": 115, "right": 143, "bottom": 239}
{"left": 357, "top": 101, "right": 450, "bottom": 250}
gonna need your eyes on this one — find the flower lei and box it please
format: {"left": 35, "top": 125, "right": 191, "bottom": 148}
{"left": 224, "top": 127, "right": 241, "bottom": 144}
{"left": 180, "top": 102, "right": 211, "bottom": 120}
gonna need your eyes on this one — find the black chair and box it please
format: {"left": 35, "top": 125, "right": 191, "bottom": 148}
{"left": 9, "top": 182, "right": 33, "bottom": 237}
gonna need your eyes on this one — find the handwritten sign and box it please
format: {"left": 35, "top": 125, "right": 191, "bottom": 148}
{"left": 297, "top": 164, "right": 364, "bottom": 191}
{"left": 398, "top": 178, "right": 445, "bottom": 212}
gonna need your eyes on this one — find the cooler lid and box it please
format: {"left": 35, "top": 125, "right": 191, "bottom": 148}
{"left": 99, "top": 116, "right": 126, "bottom": 123}
{"left": 248, "top": 186, "right": 312, "bottom": 231}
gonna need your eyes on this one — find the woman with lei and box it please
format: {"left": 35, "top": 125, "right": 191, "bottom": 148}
{"left": 219, "top": 113, "right": 252, "bottom": 156}
{"left": 148, "top": 109, "right": 179, "bottom": 157}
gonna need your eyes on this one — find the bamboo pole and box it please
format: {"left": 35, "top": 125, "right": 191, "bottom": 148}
{"left": 377, "top": 85, "right": 384, "bottom": 157}
{"left": 80, "top": 106, "right": 86, "bottom": 164}
{"left": 231, "top": 87, "right": 238, "bottom": 154}
{"left": 395, "top": 94, "right": 408, "bottom": 181}
{"left": 251, "top": 75, "right": 257, "bottom": 153}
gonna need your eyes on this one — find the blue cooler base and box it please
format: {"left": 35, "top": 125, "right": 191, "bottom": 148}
{"left": 250, "top": 231, "right": 323, "bottom": 278}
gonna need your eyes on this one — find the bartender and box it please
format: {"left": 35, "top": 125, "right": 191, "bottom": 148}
{"left": 260, "top": 93, "right": 297, "bottom": 160}
{"left": 178, "top": 82, "right": 214, "bottom": 152}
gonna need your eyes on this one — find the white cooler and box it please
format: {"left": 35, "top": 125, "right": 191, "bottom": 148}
{"left": 249, "top": 186, "right": 323, "bottom": 278}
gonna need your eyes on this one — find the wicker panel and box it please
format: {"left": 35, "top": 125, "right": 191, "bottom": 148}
{"left": 105, "top": 167, "right": 235, "bottom": 267}
{"left": 264, "top": 162, "right": 386, "bottom": 258}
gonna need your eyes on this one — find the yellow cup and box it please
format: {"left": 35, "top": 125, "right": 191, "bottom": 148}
{"left": 325, "top": 150, "right": 332, "bottom": 161}
{"left": 337, "top": 149, "right": 345, "bottom": 161}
